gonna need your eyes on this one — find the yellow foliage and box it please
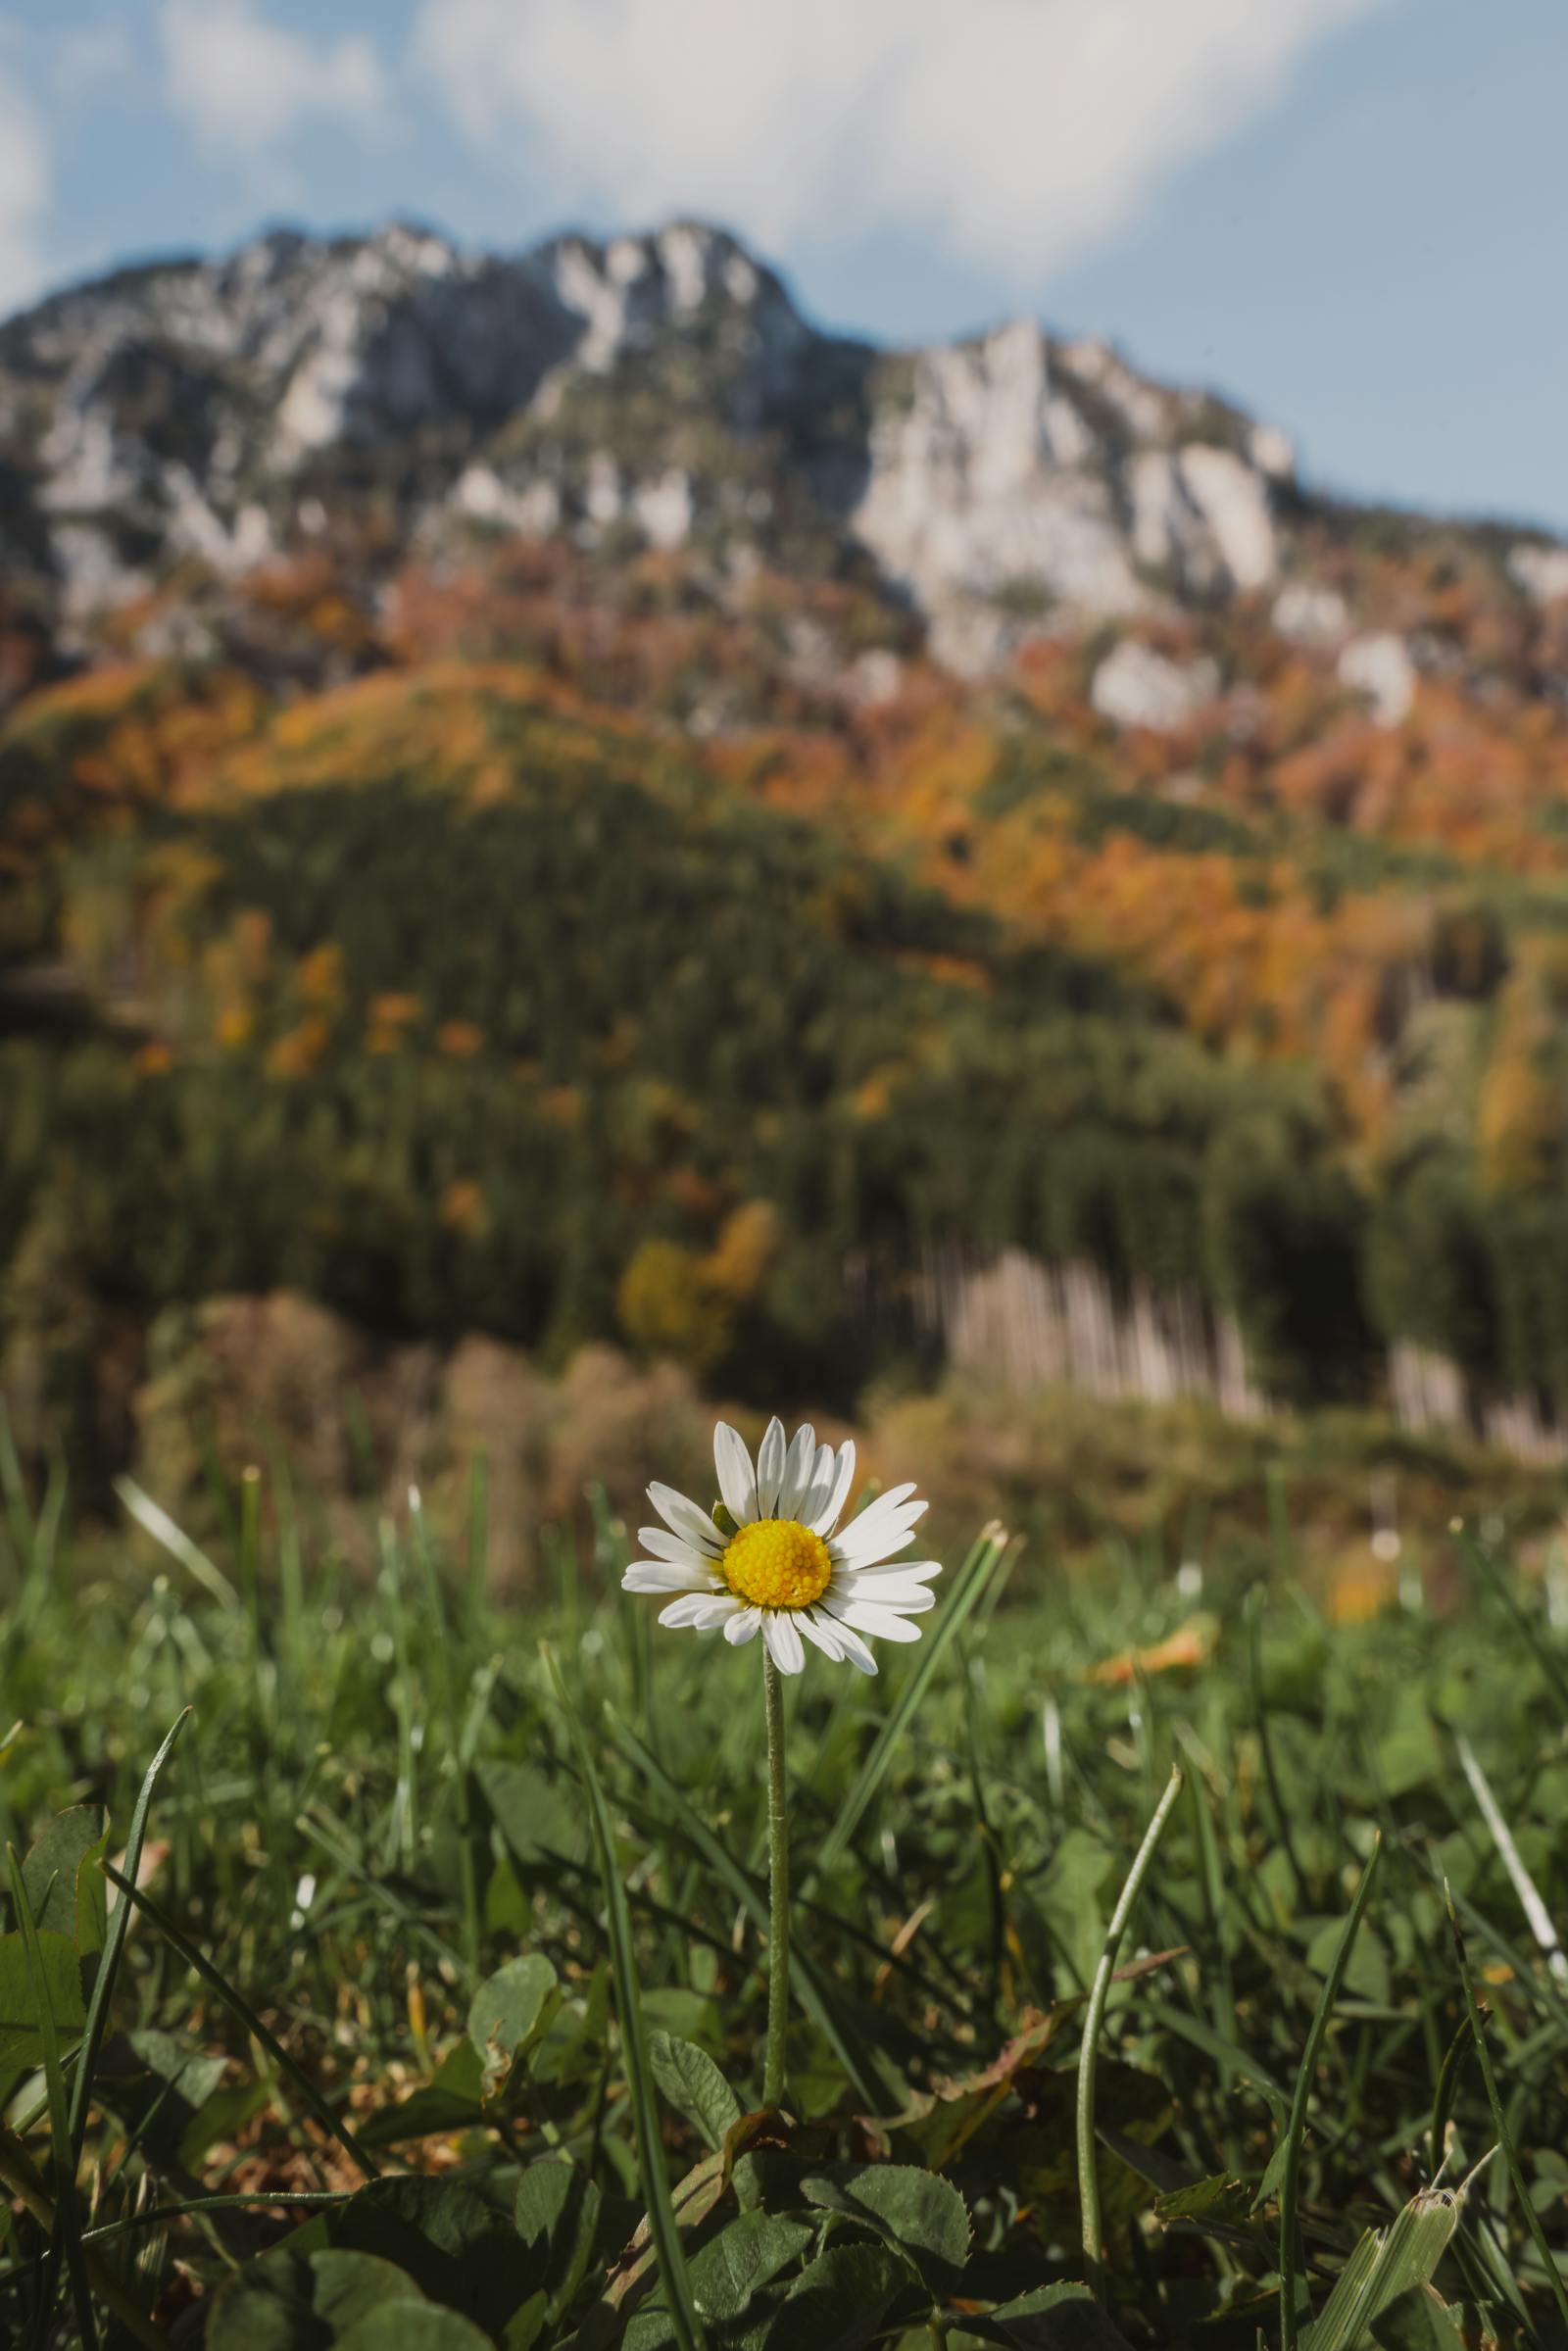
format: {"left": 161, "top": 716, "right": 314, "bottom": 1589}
{"left": 1326, "top": 1546, "right": 1398, "bottom": 1626}
{"left": 617, "top": 1239, "right": 734, "bottom": 1374}
{"left": 1479, "top": 956, "right": 1563, "bottom": 1192}
{"left": 704, "top": 1200, "right": 779, "bottom": 1301}
{"left": 618, "top": 1202, "right": 779, "bottom": 1371}
{"left": 297, "top": 942, "right": 344, "bottom": 1006}
{"left": 266, "top": 1015, "right": 329, "bottom": 1080}
{"left": 851, "top": 1069, "right": 895, "bottom": 1120}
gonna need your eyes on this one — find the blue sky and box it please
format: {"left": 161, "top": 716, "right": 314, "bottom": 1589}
{"left": 4, "top": 0, "right": 1565, "bottom": 532}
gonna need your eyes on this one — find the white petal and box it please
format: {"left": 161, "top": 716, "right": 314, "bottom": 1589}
{"left": 831, "top": 1496, "right": 929, "bottom": 1566}
{"left": 659, "top": 1592, "right": 724, "bottom": 1628}
{"left": 762, "top": 1610, "right": 805, "bottom": 1674}
{"left": 808, "top": 1443, "right": 857, "bottom": 1537}
{"left": 834, "top": 1484, "right": 920, "bottom": 1543}
{"left": 685, "top": 1595, "right": 744, "bottom": 1630}
{"left": 832, "top": 1598, "right": 925, "bottom": 1643}
{"left": 724, "top": 1605, "right": 762, "bottom": 1645}
{"left": 797, "top": 1608, "right": 846, "bottom": 1661}
{"left": 831, "top": 1576, "right": 936, "bottom": 1613}
{"left": 776, "top": 1424, "right": 817, "bottom": 1520}
{"left": 823, "top": 1614, "right": 878, "bottom": 1674}
{"left": 622, "top": 1562, "right": 712, "bottom": 1593}
{"left": 648, "top": 1482, "right": 724, "bottom": 1555}
{"left": 839, "top": 1557, "right": 943, "bottom": 1584}
{"left": 713, "top": 1422, "right": 759, "bottom": 1524}
{"left": 755, "top": 1418, "right": 787, "bottom": 1517}
{"left": 637, "top": 1527, "right": 716, "bottom": 1570}
{"left": 798, "top": 1443, "right": 836, "bottom": 1529}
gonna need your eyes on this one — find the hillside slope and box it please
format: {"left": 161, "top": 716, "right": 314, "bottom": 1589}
{"left": 6, "top": 220, "right": 1568, "bottom": 1467}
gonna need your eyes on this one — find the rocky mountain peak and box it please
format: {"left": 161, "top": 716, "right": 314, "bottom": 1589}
{"left": 3, "top": 214, "right": 1564, "bottom": 690}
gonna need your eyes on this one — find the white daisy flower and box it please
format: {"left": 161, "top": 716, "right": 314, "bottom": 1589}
{"left": 621, "top": 1417, "right": 941, "bottom": 1676}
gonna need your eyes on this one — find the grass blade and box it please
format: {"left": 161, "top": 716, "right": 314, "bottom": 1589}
{"left": 808, "top": 1522, "right": 1005, "bottom": 1885}
{"left": 546, "top": 1647, "right": 708, "bottom": 2351}
{"left": 1300, "top": 2184, "right": 1465, "bottom": 2351}
{"left": 114, "top": 1477, "right": 240, "bottom": 1614}
{"left": 70, "top": 1708, "right": 191, "bottom": 2164}
{"left": 100, "top": 1863, "right": 379, "bottom": 2184}
{"left": 1446, "top": 1878, "right": 1568, "bottom": 2334}
{"left": 238, "top": 1463, "right": 262, "bottom": 1653}
{"left": 466, "top": 1447, "right": 490, "bottom": 1631}
{"left": 7, "top": 1845, "right": 98, "bottom": 2351}
{"left": 1454, "top": 1732, "right": 1568, "bottom": 1984}
{"left": 1077, "top": 1765, "right": 1183, "bottom": 2298}
{"left": 1279, "top": 1833, "right": 1383, "bottom": 2351}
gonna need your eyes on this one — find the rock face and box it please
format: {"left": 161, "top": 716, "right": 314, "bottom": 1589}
{"left": 1091, "top": 639, "right": 1220, "bottom": 732}
{"left": 0, "top": 218, "right": 1296, "bottom": 652}
{"left": 1338, "top": 631, "right": 1417, "bottom": 726}
{"left": 3, "top": 213, "right": 1564, "bottom": 678}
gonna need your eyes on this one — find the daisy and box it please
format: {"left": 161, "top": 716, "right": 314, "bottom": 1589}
{"left": 621, "top": 1416, "right": 941, "bottom": 1675}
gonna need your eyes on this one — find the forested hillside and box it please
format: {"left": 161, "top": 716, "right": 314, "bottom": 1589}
{"left": 6, "top": 220, "right": 1568, "bottom": 1478}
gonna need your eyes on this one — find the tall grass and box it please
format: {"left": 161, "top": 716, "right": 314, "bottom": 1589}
{"left": 0, "top": 1455, "right": 1565, "bottom": 2345}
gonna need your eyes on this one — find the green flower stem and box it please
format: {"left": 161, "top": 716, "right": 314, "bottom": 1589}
{"left": 762, "top": 1651, "right": 791, "bottom": 2110}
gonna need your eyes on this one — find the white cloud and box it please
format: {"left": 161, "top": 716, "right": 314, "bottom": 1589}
{"left": 159, "top": 0, "right": 386, "bottom": 158}
{"left": 0, "top": 64, "right": 48, "bottom": 317}
{"left": 414, "top": 0, "right": 1382, "bottom": 280}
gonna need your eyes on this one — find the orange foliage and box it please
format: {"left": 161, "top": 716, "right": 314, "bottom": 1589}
{"left": 437, "top": 1019, "right": 483, "bottom": 1060}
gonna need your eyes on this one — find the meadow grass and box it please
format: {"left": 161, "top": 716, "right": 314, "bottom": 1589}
{"left": 0, "top": 1450, "right": 1566, "bottom": 2347}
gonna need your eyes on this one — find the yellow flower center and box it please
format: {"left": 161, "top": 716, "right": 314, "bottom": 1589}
{"left": 722, "top": 1518, "right": 832, "bottom": 1611}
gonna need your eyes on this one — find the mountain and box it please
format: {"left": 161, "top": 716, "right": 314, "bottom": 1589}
{"left": 8, "top": 218, "right": 1568, "bottom": 1483}
{"left": 14, "top": 215, "right": 1562, "bottom": 683}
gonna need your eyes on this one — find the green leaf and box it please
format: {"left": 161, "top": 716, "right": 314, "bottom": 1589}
{"left": 328, "top": 2176, "right": 546, "bottom": 2340}
{"left": 642, "top": 1988, "right": 724, "bottom": 2057}
{"left": 1374, "top": 1689, "right": 1445, "bottom": 1798}
{"left": 648, "top": 2031, "right": 743, "bottom": 2153}
{"left": 478, "top": 1760, "right": 582, "bottom": 1868}
{"left": 209, "top": 2248, "right": 424, "bottom": 2349}
{"left": 467, "top": 1953, "right": 559, "bottom": 2101}
{"left": 956, "top": 2283, "right": 1138, "bottom": 2348}
{"left": 1304, "top": 1918, "right": 1391, "bottom": 2007}
{"left": 1152, "top": 2174, "right": 1255, "bottom": 2229}
{"left": 503, "top": 2293, "right": 550, "bottom": 2351}
{"left": 102, "top": 2029, "right": 226, "bottom": 2170}
{"left": 760, "top": 2243, "right": 907, "bottom": 2351}
{"left": 687, "top": 2211, "right": 814, "bottom": 2324}
{"left": 335, "top": 2310, "right": 495, "bottom": 2350}
{"left": 485, "top": 1852, "right": 530, "bottom": 1938}
{"left": 0, "top": 1924, "right": 85, "bottom": 2072}
{"left": 360, "top": 2037, "right": 486, "bottom": 2149}
{"left": 514, "top": 2158, "right": 604, "bottom": 2321}
{"left": 801, "top": 2164, "right": 971, "bottom": 2293}
{"left": 177, "top": 2075, "right": 270, "bottom": 2172}
{"left": 23, "top": 1807, "right": 109, "bottom": 1957}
